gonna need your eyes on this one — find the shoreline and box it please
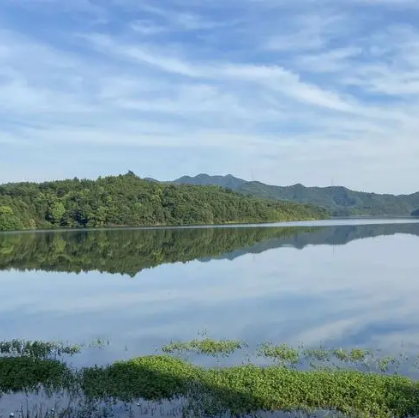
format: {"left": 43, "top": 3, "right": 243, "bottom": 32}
{"left": 2, "top": 216, "right": 419, "bottom": 235}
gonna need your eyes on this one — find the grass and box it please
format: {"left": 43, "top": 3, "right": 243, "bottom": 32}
{"left": 2, "top": 338, "right": 419, "bottom": 418}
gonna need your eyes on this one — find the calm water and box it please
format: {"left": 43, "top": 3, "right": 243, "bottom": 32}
{"left": 1, "top": 219, "right": 419, "bottom": 367}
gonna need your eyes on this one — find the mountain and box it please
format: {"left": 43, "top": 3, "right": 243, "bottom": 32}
{"left": 173, "top": 174, "right": 419, "bottom": 217}
{"left": 174, "top": 174, "right": 247, "bottom": 190}
{"left": 238, "top": 182, "right": 419, "bottom": 216}
{"left": 0, "top": 173, "right": 328, "bottom": 231}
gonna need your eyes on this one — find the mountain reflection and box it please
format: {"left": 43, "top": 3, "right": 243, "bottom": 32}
{"left": 1, "top": 223, "right": 419, "bottom": 276}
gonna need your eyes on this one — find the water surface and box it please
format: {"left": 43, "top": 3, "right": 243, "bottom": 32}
{"left": 1, "top": 219, "right": 419, "bottom": 366}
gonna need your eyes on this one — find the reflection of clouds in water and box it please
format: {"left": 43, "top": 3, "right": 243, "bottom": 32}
{"left": 1, "top": 232, "right": 419, "bottom": 357}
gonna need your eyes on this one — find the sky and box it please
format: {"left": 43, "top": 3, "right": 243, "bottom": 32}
{"left": 1, "top": 0, "right": 419, "bottom": 193}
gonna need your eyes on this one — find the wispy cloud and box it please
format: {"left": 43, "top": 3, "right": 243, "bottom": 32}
{"left": 1, "top": 0, "right": 419, "bottom": 192}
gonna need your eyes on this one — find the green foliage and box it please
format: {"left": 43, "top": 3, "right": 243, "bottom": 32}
{"left": 0, "top": 174, "right": 329, "bottom": 231}
{"left": 46, "top": 201, "right": 66, "bottom": 225}
{"left": 0, "top": 205, "right": 23, "bottom": 231}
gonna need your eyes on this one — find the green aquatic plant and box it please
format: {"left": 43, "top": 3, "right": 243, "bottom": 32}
{"left": 80, "top": 355, "right": 419, "bottom": 418}
{"left": 348, "top": 348, "right": 370, "bottom": 362}
{"left": 332, "top": 348, "right": 370, "bottom": 363}
{"left": 87, "top": 337, "right": 110, "bottom": 349}
{"left": 82, "top": 355, "right": 200, "bottom": 402}
{"left": 3, "top": 339, "right": 419, "bottom": 418}
{"left": 256, "top": 343, "right": 300, "bottom": 366}
{"left": 303, "top": 347, "right": 332, "bottom": 362}
{"left": 378, "top": 356, "right": 396, "bottom": 373}
{"left": 162, "top": 338, "right": 245, "bottom": 357}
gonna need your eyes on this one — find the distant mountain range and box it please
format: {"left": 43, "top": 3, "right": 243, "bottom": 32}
{"left": 173, "top": 174, "right": 419, "bottom": 217}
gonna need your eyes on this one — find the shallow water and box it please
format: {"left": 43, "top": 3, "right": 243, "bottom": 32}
{"left": 1, "top": 219, "right": 419, "bottom": 368}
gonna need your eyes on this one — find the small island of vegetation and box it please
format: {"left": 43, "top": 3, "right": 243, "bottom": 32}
{"left": 0, "top": 172, "right": 329, "bottom": 231}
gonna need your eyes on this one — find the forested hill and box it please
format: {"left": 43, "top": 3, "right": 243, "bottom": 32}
{"left": 0, "top": 173, "right": 329, "bottom": 231}
{"left": 174, "top": 174, "right": 419, "bottom": 217}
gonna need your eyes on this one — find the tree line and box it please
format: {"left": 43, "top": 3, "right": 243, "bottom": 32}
{"left": 0, "top": 172, "right": 329, "bottom": 231}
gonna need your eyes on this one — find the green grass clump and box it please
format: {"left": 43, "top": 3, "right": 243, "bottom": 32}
{"left": 257, "top": 343, "right": 300, "bottom": 365}
{"left": 162, "top": 338, "right": 245, "bottom": 357}
{"left": 332, "top": 348, "right": 370, "bottom": 363}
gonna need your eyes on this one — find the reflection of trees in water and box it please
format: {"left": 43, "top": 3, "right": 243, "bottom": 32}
{"left": 0, "top": 223, "right": 418, "bottom": 276}
{"left": 219, "top": 223, "right": 419, "bottom": 260}
{"left": 0, "top": 227, "right": 314, "bottom": 276}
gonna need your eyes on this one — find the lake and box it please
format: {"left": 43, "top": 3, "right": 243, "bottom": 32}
{"left": 1, "top": 218, "right": 419, "bottom": 368}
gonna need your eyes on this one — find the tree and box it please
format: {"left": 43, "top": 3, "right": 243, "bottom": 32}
{"left": 0, "top": 206, "right": 23, "bottom": 231}
{"left": 46, "top": 202, "right": 66, "bottom": 225}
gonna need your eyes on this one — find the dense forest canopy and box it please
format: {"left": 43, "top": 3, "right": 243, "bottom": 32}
{"left": 0, "top": 173, "right": 329, "bottom": 231}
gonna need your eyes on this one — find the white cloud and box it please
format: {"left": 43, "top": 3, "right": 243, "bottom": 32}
{"left": 133, "top": 4, "right": 225, "bottom": 31}
{"left": 4, "top": 0, "right": 106, "bottom": 16}
{"left": 84, "top": 33, "right": 354, "bottom": 112}
{"left": 1, "top": 0, "right": 419, "bottom": 192}
{"left": 294, "top": 47, "right": 362, "bottom": 73}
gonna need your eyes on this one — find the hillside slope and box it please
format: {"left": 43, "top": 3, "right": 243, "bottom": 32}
{"left": 174, "top": 174, "right": 419, "bottom": 216}
{"left": 0, "top": 173, "right": 329, "bottom": 231}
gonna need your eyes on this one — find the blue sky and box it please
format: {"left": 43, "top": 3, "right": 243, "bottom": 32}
{"left": 1, "top": 0, "right": 419, "bottom": 193}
